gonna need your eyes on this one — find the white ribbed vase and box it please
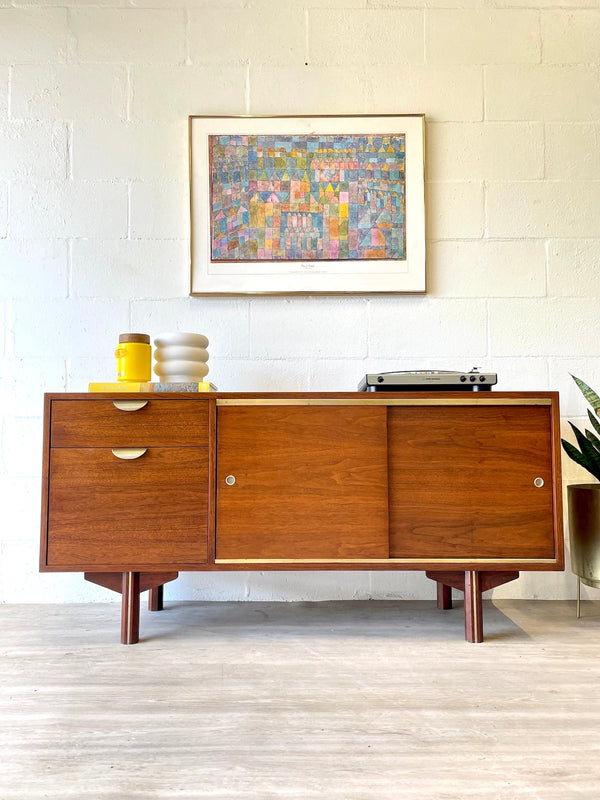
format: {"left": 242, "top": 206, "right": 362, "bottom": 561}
{"left": 153, "top": 332, "right": 209, "bottom": 383}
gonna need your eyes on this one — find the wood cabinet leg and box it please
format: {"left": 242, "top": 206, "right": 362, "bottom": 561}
{"left": 437, "top": 582, "right": 453, "bottom": 610}
{"left": 148, "top": 584, "right": 164, "bottom": 612}
{"left": 464, "top": 570, "right": 483, "bottom": 643}
{"left": 85, "top": 571, "right": 178, "bottom": 643}
{"left": 426, "top": 570, "right": 518, "bottom": 643}
{"left": 121, "top": 571, "right": 141, "bottom": 645}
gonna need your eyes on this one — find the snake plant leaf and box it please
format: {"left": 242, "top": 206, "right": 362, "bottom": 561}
{"left": 572, "top": 375, "right": 600, "bottom": 415}
{"left": 585, "top": 428, "right": 600, "bottom": 454}
{"left": 561, "top": 438, "right": 600, "bottom": 481}
{"left": 587, "top": 409, "right": 600, "bottom": 438}
{"left": 568, "top": 421, "right": 600, "bottom": 478}
{"left": 570, "top": 421, "right": 597, "bottom": 454}
{"left": 563, "top": 377, "right": 600, "bottom": 480}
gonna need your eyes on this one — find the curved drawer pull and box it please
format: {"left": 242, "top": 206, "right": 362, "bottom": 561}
{"left": 112, "top": 447, "right": 148, "bottom": 460}
{"left": 112, "top": 400, "right": 149, "bottom": 412}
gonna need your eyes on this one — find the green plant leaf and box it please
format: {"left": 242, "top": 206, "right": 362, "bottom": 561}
{"left": 586, "top": 428, "right": 600, "bottom": 454}
{"left": 570, "top": 421, "right": 596, "bottom": 453}
{"left": 568, "top": 422, "right": 600, "bottom": 479}
{"left": 572, "top": 375, "right": 600, "bottom": 414}
{"left": 588, "top": 409, "right": 600, "bottom": 438}
{"left": 561, "top": 438, "right": 600, "bottom": 481}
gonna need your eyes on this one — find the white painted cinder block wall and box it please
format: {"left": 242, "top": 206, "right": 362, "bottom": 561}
{"left": 1, "top": 0, "right": 599, "bottom": 604}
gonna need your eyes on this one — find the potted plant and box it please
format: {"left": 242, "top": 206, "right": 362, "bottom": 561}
{"left": 561, "top": 375, "right": 600, "bottom": 615}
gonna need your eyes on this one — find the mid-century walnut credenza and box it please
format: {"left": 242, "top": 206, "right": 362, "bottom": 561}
{"left": 40, "top": 391, "right": 564, "bottom": 644}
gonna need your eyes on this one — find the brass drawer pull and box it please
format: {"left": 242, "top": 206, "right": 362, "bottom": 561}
{"left": 112, "top": 447, "right": 148, "bottom": 460}
{"left": 112, "top": 400, "right": 149, "bottom": 412}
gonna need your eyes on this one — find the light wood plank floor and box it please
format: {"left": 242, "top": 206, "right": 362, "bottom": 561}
{"left": 1, "top": 599, "right": 599, "bottom": 799}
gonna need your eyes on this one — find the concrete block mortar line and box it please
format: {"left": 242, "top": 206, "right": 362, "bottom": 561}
{"left": 542, "top": 121, "right": 549, "bottom": 182}
{"left": 543, "top": 237, "right": 551, "bottom": 298}
{"left": 65, "top": 7, "right": 78, "bottom": 66}
{"left": 304, "top": 7, "right": 309, "bottom": 68}
{"left": 543, "top": 357, "right": 551, "bottom": 390}
{"left": 485, "top": 298, "right": 492, "bottom": 361}
{"left": 65, "top": 356, "right": 72, "bottom": 391}
{"left": 128, "top": 299, "right": 136, "bottom": 334}
{"left": 0, "top": 299, "right": 5, "bottom": 359}
{"left": 482, "top": 63, "right": 488, "bottom": 122}
{"left": 5, "top": 296, "right": 14, "bottom": 358}
{"left": 66, "top": 120, "right": 73, "bottom": 181}
{"left": 66, "top": 238, "right": 73, "bottom": 298}
{"left": 183, "top": 7, "right": 192, "bottom": 68}
{"left": 537, "top": 8, "right": 544, "bottom": 66}
{"left": 126, "top": 180, "right": 132, "bottom": 240}
{"left": 244, "top": 63, "right": 251, "bottom": 115}
{"left": 483, "top": 177, "right": 489, "bottom": 240}
{"left": 7, "top": 65, "right": 12, "bottom": 122}
{"left": 5, "top": 179, "right": 10, "bottom": 241}
{"left": 365, "top": 297, "right": 374, "bottom": 359}
{"left": 126, "top": 64, "right": 133, "bottom": 122}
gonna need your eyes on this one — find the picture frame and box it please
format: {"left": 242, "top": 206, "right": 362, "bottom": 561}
{"left": 189, "top": 114, "right": 426, "bottom": 295}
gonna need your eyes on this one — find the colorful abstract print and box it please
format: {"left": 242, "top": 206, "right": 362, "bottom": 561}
{"left": 210, "top": 134, "right": 406, "bottom": 262}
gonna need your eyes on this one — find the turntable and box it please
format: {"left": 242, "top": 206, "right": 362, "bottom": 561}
{"left": 358, "top": 368, "right": 497, "bottom": 392}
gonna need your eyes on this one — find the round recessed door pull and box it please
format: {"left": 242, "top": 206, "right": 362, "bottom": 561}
{"left": 225, "top": 475, "right": 236, "bottom": 486}
{"left": 534, "top": 477, "right": 545, "bottom": 488}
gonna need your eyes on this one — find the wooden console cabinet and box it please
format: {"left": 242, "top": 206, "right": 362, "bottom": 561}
{"left": 40, "top": 392, "right": 564, "bottom": 644}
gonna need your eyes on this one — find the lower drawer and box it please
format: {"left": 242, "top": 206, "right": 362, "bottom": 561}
{"left": 45, "top": 447, "right": 209, "bottom": 568}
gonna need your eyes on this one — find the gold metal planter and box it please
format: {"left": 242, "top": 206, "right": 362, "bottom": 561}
{"left": 568, "top": 484, "right": 600, "bottom": 617}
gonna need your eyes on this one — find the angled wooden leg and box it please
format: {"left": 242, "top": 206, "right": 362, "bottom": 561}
{"left": 464, "top": 570, "right": 483, "bottom": 643}
{"left": 121, "top": 571, "right": 141, "bottom": 645}
{"left": 426, "top": 570, "right": 519, "bottom": 643}
{"left": 85, "top": 571, "right": 178, "bottom": 644}
{"left": 148, "top": 584, "right": 164, "bottom": 611}
{"left": 437, "top": 582, "right": 453, "bottom": 610}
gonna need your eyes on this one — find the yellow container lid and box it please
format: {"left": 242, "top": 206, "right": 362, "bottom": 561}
{"left": 119, "top": 333, "right": 150, "bottom": 344}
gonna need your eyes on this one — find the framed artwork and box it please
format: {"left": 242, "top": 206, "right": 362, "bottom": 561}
{"left": 189, "top": 115, "right": 425, "bottom": 295}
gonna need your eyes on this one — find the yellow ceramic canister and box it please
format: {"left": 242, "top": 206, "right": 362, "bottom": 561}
{"left": 115, "top": 333, "right": 151, "bottom": 382}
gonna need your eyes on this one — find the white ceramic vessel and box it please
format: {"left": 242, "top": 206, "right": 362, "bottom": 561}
{"left": 154, "top": 332, "right": 208, "bottom": 349}
{"left": 154, "top": 345, "right": 209, "bottom": 363}
{"left": 153, "top": 332, "right": 209, "bottom": 383}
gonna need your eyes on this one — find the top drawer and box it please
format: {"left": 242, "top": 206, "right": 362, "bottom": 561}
{"left": 49, "top": 398, "right": 210, "bottom": 448}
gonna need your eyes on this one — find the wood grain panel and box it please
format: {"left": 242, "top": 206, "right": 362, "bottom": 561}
{"left": 50, "top": 399, "right": 209, "bottom": 448}
{"left": 46, "top": 447, "right": 209, "bottom": 567}
{"left": 216, "top": 405, "right": 389, "bottom": 559}
{"left": 388, "top": 405, "right": 556, "bottom": 559}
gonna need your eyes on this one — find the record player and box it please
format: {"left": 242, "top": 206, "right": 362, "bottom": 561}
{"left": 358, "top": 368, "right": 497, "bottom": 392}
